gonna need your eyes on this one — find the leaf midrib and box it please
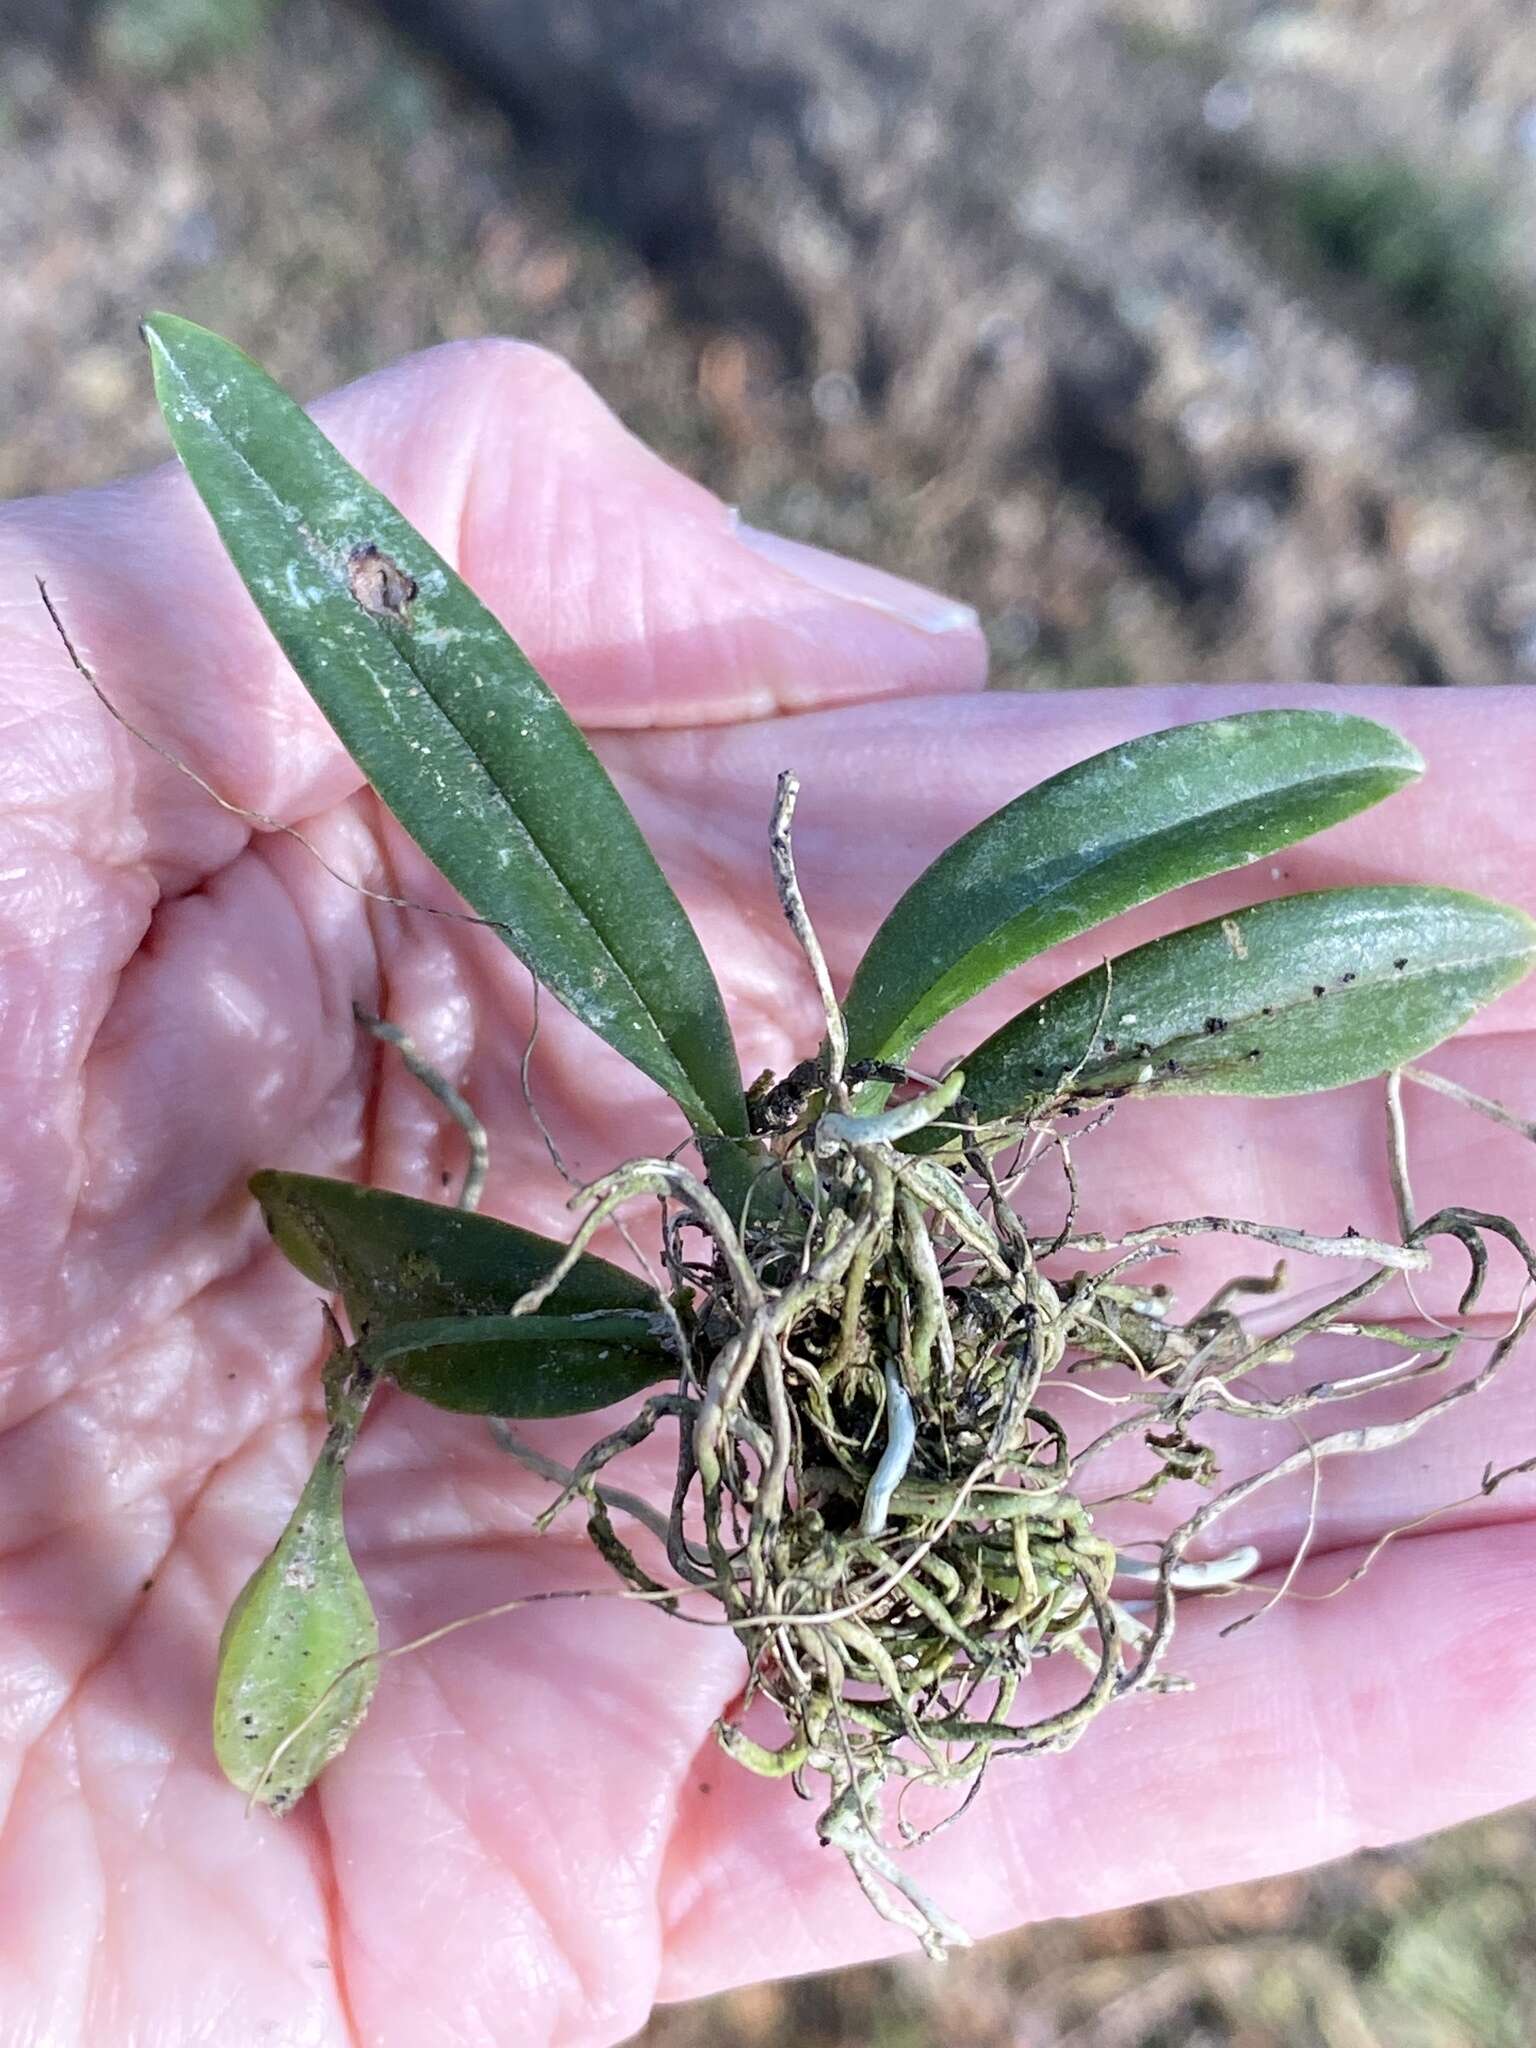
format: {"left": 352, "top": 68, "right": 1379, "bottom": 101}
{"left": 864, "top": 755, "right": 1410, "bottom": 1056}
{"left": 158, "top": 340, "right": 712, "bottom": 1124}
{"left": 1016, "top": 919, "right": 1529, "bottom": 1083}
{"left": 939, "top": 760, "right": 1398, "bottom": 974}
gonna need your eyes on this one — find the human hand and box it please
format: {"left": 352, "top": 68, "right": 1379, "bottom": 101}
{"left": 2, "top": 340, "right": 1533, "bottom": 2046}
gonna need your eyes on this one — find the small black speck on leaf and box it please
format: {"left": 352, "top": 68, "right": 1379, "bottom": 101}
{"left": 1203, "top": 1017, "right": 1227, "bottom": 1035}
{"left": 1312, "top": 985, "right": 1326, "bottom": 998}
{"left": 1394, "top": 957, "right": 1408, "bottom": 971}
{"left": 1340, "top": 972, "right": 1357, "bottom": 985}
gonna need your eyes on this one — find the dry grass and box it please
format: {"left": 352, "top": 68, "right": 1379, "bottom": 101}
{"left": 638, "top": 1812, "right": 1536, "bottom": 2046}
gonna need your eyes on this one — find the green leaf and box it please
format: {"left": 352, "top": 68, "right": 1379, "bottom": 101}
{"left": 941, "top": 886, "right": 1536, "bottom": 1129}
{"left": 359, "top": 1312, "right": 670, "bottom": 1417}
{"left": 145, "top": 313, "right": 745, "bottom": 1137}
{"left": 842, "top": 711, "right": 1424, "bottom": 1067}
{"left": 213, "top": 1442, "right": 378, "bottom": 1812}
{"left": 253, "top": 1169, "right": 658, "bottom": 1322}
{"left": 253, "top": 1172, "right": 674, "bottom": 1417}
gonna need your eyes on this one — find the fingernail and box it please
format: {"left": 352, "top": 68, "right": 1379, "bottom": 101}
{"left": 732, "top": 520, "right": 980, "bottom": 636}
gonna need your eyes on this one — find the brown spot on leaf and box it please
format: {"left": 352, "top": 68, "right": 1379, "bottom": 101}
{"left": 347, "top": 543, "right": 418, "bottom": 624}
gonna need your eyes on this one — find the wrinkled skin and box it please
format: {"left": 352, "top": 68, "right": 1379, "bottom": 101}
{"left": 2, "top": 340, "right": 1534, "bottom": 2047}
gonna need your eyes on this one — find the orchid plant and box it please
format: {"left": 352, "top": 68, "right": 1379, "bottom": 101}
{"left": 135, "top": 315, "right": 1536, "bottom": 1952}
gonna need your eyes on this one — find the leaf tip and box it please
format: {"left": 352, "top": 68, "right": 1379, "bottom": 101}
{"left": 1502, "top": 898, "right": 1536, "bottom": 966}
{"left": 140, "top": 309, "right": 187, "bottom": 357}
{"left": 1386, "top": 727, "right": 1426, "bottom": 784}
{"left": 249, "top": 1170, "right": 337, "bottom": 1292}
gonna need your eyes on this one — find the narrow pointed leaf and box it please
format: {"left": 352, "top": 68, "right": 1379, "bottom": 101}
{"left": 146, "top": 314, "right": 745, "bottom": 1136}
{"left": 843, "top": 711, "right": 1424, "bottom": 1067}
{"left": 940, "top": 886, "right": 1536, "bottom": 1127}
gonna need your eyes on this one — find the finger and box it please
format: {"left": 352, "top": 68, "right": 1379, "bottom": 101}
{"left": 654, "top": 1514, "right": 1536, "bottom": 1997}
{"left": 2, "top": 336, "right": 984, "bottom": 873}
{"left": 309, "top": 339, "right": 984, "bottom": 729}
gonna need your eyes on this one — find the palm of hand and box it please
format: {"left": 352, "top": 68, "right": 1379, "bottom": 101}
{"left": 2, "top": 342, "right": 1534, "bottom": 2047}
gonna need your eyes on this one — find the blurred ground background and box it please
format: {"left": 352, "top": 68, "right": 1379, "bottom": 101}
{"left": 4, "top": 0, "right": 1536, "bottom": 2039}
